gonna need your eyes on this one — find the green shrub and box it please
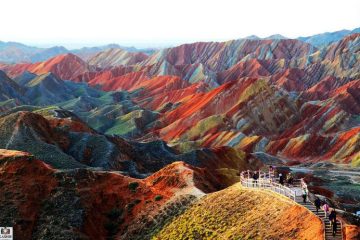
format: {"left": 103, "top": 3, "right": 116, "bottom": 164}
{"left": 154, "top": 195, "right": 163, "bottom": 201}
{"left": 127, "top": 199, "right": 141, "bottom": 212}
{"left": 128, "top": 182, "right": 139, "bottom": 192}
{"left": 106, "top": 208, "right": 123, "bottom": 221}
{"left": 104, "top": 221, "right": 118, "bottom": 236}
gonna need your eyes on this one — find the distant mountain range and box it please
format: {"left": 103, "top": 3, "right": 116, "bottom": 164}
{"left": 0, "top": 42, "right": 156, "bottom": 63}
{"left": 0, "top": 27, "right": 359, "bottom": 63}
{"left": 244, "top": 34, "right": 288, "bottom": 40}
{"left": 243, "top": 27, "right": 360, "bottom": 48}
{"left": 298, "top": 27, "right": 360, "bottom": 48}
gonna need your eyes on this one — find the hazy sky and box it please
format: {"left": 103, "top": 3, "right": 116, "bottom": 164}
{"left": 1, "top": 0, "right": 360, "bottom": 48}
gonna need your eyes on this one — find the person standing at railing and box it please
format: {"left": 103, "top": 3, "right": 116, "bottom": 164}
{"left": 279, "top": 173, "right": 284, "bottom": 185}
{"left": 269, "top": 166, "right": 276, "bottom": 183}
{"left": 302, "top": 188, "right": 307, "bottom": 203}
{"left": 314, "top": 197, "right": 321, "bottom": 213}
{"left": 300, "top": 178, "right": 307, "bottom": 189}
{"left": 252, "top": 171, "right": 259, "bottom": 187}
{"left": 286, "top": 173, "right": 294, "bottom": 186}
{"left": 269, "top": 166, "right": 274, "bottom": 178}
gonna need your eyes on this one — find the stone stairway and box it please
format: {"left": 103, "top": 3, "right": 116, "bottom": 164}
{"left": 295, "top": 196, "right": 342, "bottom": 240}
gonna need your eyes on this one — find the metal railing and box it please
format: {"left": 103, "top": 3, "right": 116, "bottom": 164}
{"left": 240, "top": 170, "right": 296, "bottom": 201}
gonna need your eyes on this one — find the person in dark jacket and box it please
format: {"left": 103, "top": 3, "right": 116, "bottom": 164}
{"left": 252, "top": 171, "right": 258, "bottom": 186}
{"left": 279, "top": 173, "right": 284, "bottom": 185}
{"left": 314, "top": 197, "right": 321, "bottom": 213}
{"left": 302, "top": 188, "right": 307, "bottom": 203}
{"left": 332, "top": 219, "right": 338, "bottom": 236}
{"left": 329, "top": 209, "right": 337, "bottom": 226}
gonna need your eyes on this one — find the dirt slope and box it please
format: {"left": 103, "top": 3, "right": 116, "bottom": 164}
{"left": 153, "top": 184, "right": 324, "bottom": 240}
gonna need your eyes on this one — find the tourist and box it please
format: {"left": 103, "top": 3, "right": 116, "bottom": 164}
{"left": 332, "top": 219, "right": 338, "bottom": 237}
{"left": 252, "top": 171, "right": 258, "bottom": 187}
{"left": 329, "top": 209, "right": 337, "bottom": 225}
{"left": 287, "top": 173, "right": 293, "bottom": 186}
{"left": 314, "top": 197, "right": 321, "bottom": 213}
{"left": 302, "top": 188, "right": 307, "bottom": 203}
{"left": 300, "top": 178, "right": 307, "bottom": 189}
{"left": 270, "top": 166, "right": 276, "bottom": 183}
{"left": 279, "top": 173, "right": 284, "bottom": 185}
{"left": 322, "top": 203, "right": 329, "bottom": 218}
{"left": 269, "top": 165, "right": 274, "bottom": 178}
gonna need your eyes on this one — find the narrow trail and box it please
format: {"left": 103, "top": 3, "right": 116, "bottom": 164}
{"left": 295, "top": 195, "right": 342, "bottom": 240}
{"left": 5, "top": 117, "right": 21, "bottom": 149}
{"left": 240, "top": 171, "right": 343, "bottom": 240}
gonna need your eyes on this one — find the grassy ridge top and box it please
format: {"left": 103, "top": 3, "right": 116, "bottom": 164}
{"left": 153, "top": 184, "right": 323, "bottom": 240}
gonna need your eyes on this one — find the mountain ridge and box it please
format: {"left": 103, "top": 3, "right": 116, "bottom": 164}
{"left": 1, "top": 26, "right": 359, "bottom": 64}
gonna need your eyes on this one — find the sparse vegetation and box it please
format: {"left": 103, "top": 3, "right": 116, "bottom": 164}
{"left": 128, "top": 182, "right": 139, "bottom": 193}
{"left": 104, "top": 221, "right": 118, "bottom": 236}
{"left": 105, "top": 207, "right": 125, "bottom": 237}
{"left": 152, "top": 184, "right": 324, "bottom": 240}
{"left": 154, "top": 195, "right": 163, "bottom": 201}
{"left": 127, "top": 199, "right": 141, "bottom": 212}
{"left": 152, "top": 176, "right": 163, "bottom": 185}
{"left": 106, "top": 208, "right": 123, "bottom": 221}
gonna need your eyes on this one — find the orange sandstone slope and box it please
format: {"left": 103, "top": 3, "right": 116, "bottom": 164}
{"left": 0, "top": 149, "right": 218, "bottom": 240}
{"left": 73, "top": 65, "right": 136, "bottom": 83}
{"left": 0, "top": 150, "right": 58, "bottom": 240}
{"left": 0, "top": 53, "right": 90, "bottom": 80}
{"left": 132, "top": 75, "right": 208, "bottom": 110}
{"left": 157, "top": 77, "right": 300, "bottom": 142}
{"left": 89, "top": 71, "right": 149, "bottom": 91}
{"left": 128, "top": 74, "right": 360, "bottom": 167}
{"left": 0, "top": 49, "right": 149, "bottom": 85}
